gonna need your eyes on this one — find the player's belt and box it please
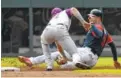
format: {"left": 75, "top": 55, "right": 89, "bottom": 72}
{"left": 91, "top": 48, "right": 99, "bottom": 57}
{"left": 48, "top": 23, "right": 68, "bottom": 30}
{"left": 57, "top": 23, "right": 68, "bottom": 30}
{"left": 83, "top": 46, "right": 98, "bottom": 56}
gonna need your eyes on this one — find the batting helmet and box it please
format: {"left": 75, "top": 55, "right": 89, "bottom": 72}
{"left": 88, "top": 9, "right": 103, "bottom": 18}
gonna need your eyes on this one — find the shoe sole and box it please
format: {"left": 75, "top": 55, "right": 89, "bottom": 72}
{"left": 18, "top": 56, "right": 26, "bottom": 63}
{"left": 46, "top": 69, "right": 52, "bottom": 71}
{"left": 18, "top": 56, "right": 32, "bottom": 67}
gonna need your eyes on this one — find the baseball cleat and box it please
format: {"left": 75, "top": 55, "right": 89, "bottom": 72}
{"left": 46, "top": 68, "right": 52, "bottom": 71}
{"left": 75, "top": 63, "right": 91, "bottom": 69}
{"left": 18, "top": 56, "right": 32, "bottom": 67}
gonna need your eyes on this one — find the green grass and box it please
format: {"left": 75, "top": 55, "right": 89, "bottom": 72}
{"left": 1, "top": 57, "right": 121, "bottom": 74}
{"left": 74, "top": 69, "right": 121, "bottom": 75}
{"left": 1, "top": 57, "right": 59, "bottom": 68}
{"left": 1, "top": 57, "right": 25, "bottom": 67}
{"left": 94, "top": 57, "right": 121, "bottom": 67}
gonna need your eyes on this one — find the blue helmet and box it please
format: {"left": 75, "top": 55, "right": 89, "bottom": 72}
{"left": 88, "top": 9, "right": 103, "bottom": 18}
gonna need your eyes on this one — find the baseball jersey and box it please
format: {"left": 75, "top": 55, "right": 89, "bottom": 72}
{"left": 48, "top": 9, "right": 72, "bottom": 30}
{"left": 83, "top": 24, "right": 113, "bottom": 56}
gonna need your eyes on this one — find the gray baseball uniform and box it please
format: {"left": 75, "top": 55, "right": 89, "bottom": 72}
{"left": 41, "top": 9, "right": 78, "bottom": 69}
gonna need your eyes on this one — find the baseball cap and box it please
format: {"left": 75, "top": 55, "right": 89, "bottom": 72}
{"left": 51, "top": 7, "right": 62, "bottom": 16}
{"left": 88, "top": 9, "right": 103, "bottom": 18}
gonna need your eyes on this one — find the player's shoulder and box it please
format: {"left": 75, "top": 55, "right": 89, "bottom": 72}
{"left": 94, "top": 24, "right": 103, "bottom": 28}
{"left": 92, "top": 24, "right": 103, "bottom": 31}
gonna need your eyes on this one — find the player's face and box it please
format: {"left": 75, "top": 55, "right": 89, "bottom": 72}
{"left": 88, "top": 15, "right": 97, "bottom": 24}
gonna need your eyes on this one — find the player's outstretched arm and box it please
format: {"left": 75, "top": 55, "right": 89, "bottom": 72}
{"left": 55, "top": 41, "right": 66, "bottom": 58}
{"left": 55, "top": 41, "right": 68, "bottom": 65}
{"left": 108, "top": 42, "right": 121, "bottom": 69}
{"left": 70, "top": 7, "right": 91, "bottom": 31}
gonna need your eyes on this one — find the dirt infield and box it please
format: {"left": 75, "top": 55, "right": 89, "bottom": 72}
{"left": 2, "top": 71, "right": 121, "bottom": 77}
{"left": 2, "top": 66, "right": 121, "bottom": 77}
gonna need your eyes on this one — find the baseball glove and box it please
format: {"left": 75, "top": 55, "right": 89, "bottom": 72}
{"left": 56, "top": 55, "right": 68, "bottom": 65}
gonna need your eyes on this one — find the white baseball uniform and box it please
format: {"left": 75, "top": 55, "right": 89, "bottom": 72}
{"left": 41, "top": 10, "right": 78, "bottom": 69}
{"left": 29, "top": 47, "right": 98, "bottom": 69}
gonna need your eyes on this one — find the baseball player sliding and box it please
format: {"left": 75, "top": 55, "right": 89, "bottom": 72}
{"left": 18, "top": 7, "right": 121, "bottom": 70}
{"left": 70, "top": 8, "right": 121, "bottom": 69}
{"left": 18, "top": 40, "right": 120, "bottom": 69}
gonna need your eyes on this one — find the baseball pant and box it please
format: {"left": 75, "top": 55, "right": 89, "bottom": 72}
{"left": 73, "top": 47, "right": 98, "bottom": 68}
{"left": 29, "top": 50, "right": 74, "bottom": 69}
{"left": 41, "top": 24, "right": 78, "bottom": 69}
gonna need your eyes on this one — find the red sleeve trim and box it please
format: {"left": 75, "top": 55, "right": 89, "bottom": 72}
{"left": 92, "top": 31, "right": 97, "bottom": 38}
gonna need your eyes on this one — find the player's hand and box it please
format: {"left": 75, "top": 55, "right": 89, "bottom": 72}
{"left": 114, "top": 61, "right": 121, "bottom": 69}
{"left": 56, "top": 56, "right": 67, "bottom": 65}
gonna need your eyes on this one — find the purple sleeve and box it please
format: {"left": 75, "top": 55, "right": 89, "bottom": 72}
{"left": 66, "top": 9, "right": 72, "bottom": 17}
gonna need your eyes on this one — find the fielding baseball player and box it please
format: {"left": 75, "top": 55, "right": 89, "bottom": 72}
{"left": 40, "top": 7, "right": 86, "bottom": 70}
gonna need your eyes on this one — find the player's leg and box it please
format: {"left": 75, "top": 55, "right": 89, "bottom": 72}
{"left": 40, "top": 26, "right": 57, "bottom": 70}
{"left": 29, "top": 52, "right": 60, "bottom": 65}
{"left": 41, "top": 43, "right": 54, "bottom": 70}
{"left": 80, "top": 47, "right": 98, "bottom": 67}
{"left": 58, "top": 35, "right": 78, "bottom": 56}
{"left": 72, "top": 47, "right": 98, "bottom": 69}
{"left": 55, "top": 25, "right": 78, "bottom": 56}
{"left": 18, "top": 52, "right": 60, "bottom": 67}
{"left": 29, "top": 51, "right": 76, "bottom": 70}
{"left": 60, "top": 61, "right": 77, "bottom": 69}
